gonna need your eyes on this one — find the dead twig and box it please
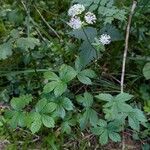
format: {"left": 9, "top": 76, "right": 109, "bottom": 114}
{"left": 120, "top": 1, "right": 137, "bottom": 93}
{"left": 121, "top": 1, "right": 137, "bottom": 150}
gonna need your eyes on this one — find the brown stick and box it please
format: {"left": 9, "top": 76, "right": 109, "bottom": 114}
{"left": 121, "top": 2, "right": 137, "bottom": 150}
{"left": 121, "top": 1, "right": 137, "bottom": 93}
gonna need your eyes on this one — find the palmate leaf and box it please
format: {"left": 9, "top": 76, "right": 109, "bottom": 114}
{"left": 43, "top": 64, "right": 76, "bottom": 96}
{"left": 69, "top": 27, "right": 97, "bottom": 42}
{"left": 91, "top": 119, "right": 121, "bottom": 145}
{"left": 44, "top": 80, "right": 67, "bottom": 97}
{"left": 53, "top": 97, "right": 74, "bottom": 118}
{"left": 79, "top": 41, "right": 98, "bottom": 67}
{"left": 77, "top": 69, "right": 96, "bottom": 85}
{"left": 75, "top": 57, "right": 97, "bottom": 84}
{"left": 0, "top": 42, "right": 13, "bottom": 60}
{"left": 69, "top": 27, "right": 98, "bottom": 67}
{"left": 76, "top": 92, "right": 93, "bottom": 108}
{"left": 79, "top": 108, "right": 98, "bottom": 129}
{"left": 59, "top": 65, "right": 77, "bottom": 82}
{"left": 61, "top": 122, "right": 72, "bottom": 134}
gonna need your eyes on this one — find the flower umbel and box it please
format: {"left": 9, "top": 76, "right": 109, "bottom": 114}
{"left": 68, "top": 4, "right": 85, "bottom": 17}
{"left": 99, "top": 34, "right": 111, "bottom": 45}
{"left": 84, "top": 12, "right": 97, "bottom": 24}
{"left": 68, "top": 17, "right": 83, "bottom": 29}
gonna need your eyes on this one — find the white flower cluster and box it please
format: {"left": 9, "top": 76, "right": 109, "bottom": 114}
{"left": 68, "top": 17, "right": 83, "bottom": 30}
{"left": 99, "top": 34, "right": 111, "bottom": 45}
{"left": 68, "top": 4, "right": 85, "bottom": 17}
{"left": 84, "top": 12, "right": 96, "bottom": 24}
{"left": 68, "top": 4, "right": 97, "bottom": 29}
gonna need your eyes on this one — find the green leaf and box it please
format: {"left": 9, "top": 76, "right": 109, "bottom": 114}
{"left": 117, "top": 103, "right": 133, "bottom": 112}
{"left": 81, "top": 69, "right": 96, "bottom": 78}
{"left": 69, "top": 27, "right": 97, "bottom": 41}
{"left": 61, "top": 122, "right": 71, "bottom": 134}
{"left": 95, "top": 93, "right": 113, "bottom": 102}
{"left": 43, "top": 81, "right": 58, "bottom": 93}
{"left": 18, "top": 112, "right": 26, "bottom": 127}
{"left": 55, "top": 106, "right": 66, "bottom": 118}
{"left": 79, "top": 41, "right": 98, "bottom": 67}
{"left": 42, "top": 102, "right": 57, "bottom": 113}
{"left": 77, "top": 92, "right": 93, "bottom": 107}
{"left": 62, "top": 98, "right": 74, "bottom": 111}
{"left": 109, "top": 132, "right": 121, "bottom": 142}
{"left": 77, "top": 73, "right": 92, "bottom": 85}
{"left": 91, "top": 127, "right": 104, "bottom": 135}
{"left": 30, "top": 113, "right": 42, "bottom": 133}
{"left": 84, "top": 92, "right": 93, "bottom": 107}
{"left": 44, "top": 71, "right": 59, "bottom": 81}
{"left": 99, "top": 130, "right": 108, "bottom": 145}
{"left": 89, "top": 109, "right": 98, "bottom": 127}
{"left": 9, "top": 111, "right": 20, "bottom": 128}
{"left": 115, "top": 93, "right": 133, "bottom": 102}
{"left": 143, "top": 63, "right": 150, "bottom": 80}
{"left": 42, "top": 115, "right": 55, "bottom": 128}
{"left": 35, "top": 98, "right": 47, "bottom": 112}
{"left": 134, "top": 108, "right": 147, "bottom": 123}
{"left": 16, "top": 37, "right": 40, "bottom": 51}
{"left": 0, "top": 42, "right": 12, "bottom": 60}
{"left": 11, "top": 95, "right": 32, "bottom": 110}
{"left": 54, "top": 81, "right": 67, "bottom": 96}
{"left": 75, "top": 56, "right": 83, "bottom": 71}
{"left": 97, "top": 119, "right": 107, "bottom": 127}
{"left": 79, "top": 108, "right": 98, "bottom": 129}
{"left": 59, "top": 64, "right": 77, "bottom": 82}
{"left": 77, "top": 69, "right": 96, "bottom": 85}
{"left": 128, "top": 115, "right": 140, "bottom": 131}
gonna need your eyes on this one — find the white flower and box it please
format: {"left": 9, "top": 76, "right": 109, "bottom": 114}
{"left": 84, "top": 12, "right": 97, "bottom": 24}
{"left": 99, "top": 34, "right": 111, "bottom": 45}
{"left": 68, "top": 17, "right": 83, "bottom": 29}
{"left": 68, "top": 4, "right": 85, "bottom": 17}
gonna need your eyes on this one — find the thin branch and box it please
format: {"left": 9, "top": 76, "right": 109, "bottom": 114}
{"left": 120, "top": 1, "right": 137, "bottom": 93}
{"left": 121, "top": 2, "right": 137, "bottom": 150}
{"left": 34, "top": 5, "right": 61, "bottom": 40}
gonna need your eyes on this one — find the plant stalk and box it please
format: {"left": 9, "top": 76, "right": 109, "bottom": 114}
{"left": 120, "top": 1, "right": 137, "bottom": 93}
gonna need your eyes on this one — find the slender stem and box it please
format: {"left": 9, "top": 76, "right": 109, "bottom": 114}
{"left": 121, "top": 2, "right": 137, "bottom": 150}
{"left": 120, "top": 1, "right": 137, "bottom": 93}
{"left": 34, "top": 5, "right": 61, "bottom": 40}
